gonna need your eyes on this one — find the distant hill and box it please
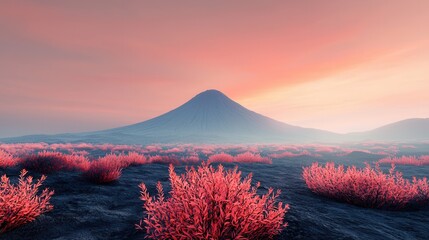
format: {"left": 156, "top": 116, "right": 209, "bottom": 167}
{"left": 1, "top": 90, "right": 428, "bottom": 144}
{"left": 347, "top": 118, "right": 429, "bottom": 142}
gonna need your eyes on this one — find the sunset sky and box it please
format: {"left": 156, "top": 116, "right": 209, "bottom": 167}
{"left": 1, "top": 1, "right": 429, "bottom": 137}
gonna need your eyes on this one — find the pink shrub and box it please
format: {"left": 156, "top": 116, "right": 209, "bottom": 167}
{"left": 20, "top": 151, "right": 68, "bottom": 174}
{"left": 145, "top": 145, "right": 162, "bottom": 153}
{"left": 136, "top": 163, "right": 288, "bottom": 239}
{"left": 303, "top": 162, "right": 429, "bottom": 210}
{"left": 195, "top": 146, "right": 215, "bottom": 155}
{"left": 118, "top": 152, "right": 149, "bottom": 167}
{"left": 234, "top": 151, "right": 272, "bottom": 164}
{"left": 180, "top": 153, "right": 200, "bottom": 164}
{"left": 88, "top": 152, "right": 148, "bottom": 169}
{"left": 83, "top": 157, "right": 122, "bottom": 184}
{"left": 74, "top": 143, "right": 96, "bottom": 150}
{"left": 64, "top": 154, "right": 91, "bottom": 171}
{"left": 208, "top": 152, "right": 272, "bottom": 164}
{"left": 379, "top": 155, "right": 429, "bottom": 166}
{"left": 0, "top": 150, "right": 17, "bottom": 169}
{"left": 19, "top": 151, "right": 90, "bottom": 173}
{"left": 0, "top": 169, "right": 54, "bottom": 233}
{"left": 104, "top": 152, "right": 149, "bottom": 168}
{"left": 207, "top": 152, "right": 234, "bottom": 164}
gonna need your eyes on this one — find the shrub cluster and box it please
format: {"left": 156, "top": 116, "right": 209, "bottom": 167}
{"left": 118, "top": 152, "right": 149, "bottom": 167}
{"left": 137, "top": 163, "right": 288, "bottom": 239}
{"left": 303, "top": 162, "right": 429, "bottom": 210}
{"left": 148, "top": 155, "right": 180, "bottom": 165}
{"left": 379, "top": 155, "right": 429, "bottom": 166}
{"left": 19, "top": 151, "right": 90, "bottom": 173}
{"left": 207, "top": 151, "right": 271, "bottom": 164}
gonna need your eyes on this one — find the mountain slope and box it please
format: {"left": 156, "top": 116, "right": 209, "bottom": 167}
{"left": 94, "top": 90, "right": 338, "bottom": 143}
{"left": 2, "top": 90, "right": 428, "bottom": 144}
{"left": 1, "top": 90, "right": 338, "bottom": 144}
{"left": 348, "top": 118, "right": 429, "bottom": 142}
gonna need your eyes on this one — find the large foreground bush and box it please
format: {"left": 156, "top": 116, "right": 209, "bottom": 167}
{"left": 137, "top": 163, "right": 288, "bottom": 239}
{"left": 0, "top": 170, "right": 54, "bottom": 233}
{"left": 303, "top": 162, "right": 429, "bottom": 210}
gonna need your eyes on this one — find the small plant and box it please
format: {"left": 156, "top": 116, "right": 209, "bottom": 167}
{"left": 83, "top": 157, "right": 122, "bottom": 184}
{"left": 303, "top": 162, "right": 429, "bottom": 210}
{"left": 0, "top": 169, "right": 54, "bottom": 233}
{"left": 136, "top": 163, "right": 288, "bottom": 239}
{"left": 0, "top": 150, "right": 17, "bottom": 169}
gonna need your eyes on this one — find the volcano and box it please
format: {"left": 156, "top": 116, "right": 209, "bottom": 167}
{"left": 95, "top": 89, "right": 338, "bottom": 143}
{"left": 3, "top": 90, "right": 429, "bottom": 144}
{"left": 2, "top": 90, "right": 339, "bottom": 144}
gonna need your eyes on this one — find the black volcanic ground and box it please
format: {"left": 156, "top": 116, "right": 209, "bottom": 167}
{"left": 1, "top": 150, "right": 428, "bottom": 240}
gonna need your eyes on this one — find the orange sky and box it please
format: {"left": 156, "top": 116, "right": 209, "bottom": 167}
{"left": 1, "top": 1, "right": 428, "bottom": 137}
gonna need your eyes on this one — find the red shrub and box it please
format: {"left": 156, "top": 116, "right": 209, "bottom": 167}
{"left": 136, "top": 163, "right": 288, "bottom": 239}
{"left": 20, "top": 151, "right": 67, "bottom": 173}
{"left": 64, "top": 154, "right": 90, "bottom": 171}
{"left": 180, "top": 153, "right": 200, "bottom": 164}
{"left": 379, "top": 155, "right": 429, "bottom": 166}
{"left": 145, "top": 145, "right": 162, "bottom": 153}
{"left": 207, "top": 152, "right": 272, "bottom": 164}
{"left": 83, "top": 157, "right": 122, "bottom": 184}
{"left": 19, "top": 151, "right": 90, "bottom": 173}
{"left": 118, "top": 152, "right": 149, "bottom": 167}
{"left": 207, "top": 152, "right": 234, "bottom": 164}
{"left": 234, "top": 152, "right": 272, "bottom": 164}
{"left": 0, "top": 150, "right": 17, "bottom": 169}
{"left": 0, "top": 169, "right": 54, "bottom": 233}
{"left": 303, "top": 162, "right": 429, "bottom": 210}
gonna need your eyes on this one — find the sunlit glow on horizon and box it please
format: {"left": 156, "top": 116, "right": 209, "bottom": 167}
{"left": 0, "top": 1, "right": 428, "bottom": 137}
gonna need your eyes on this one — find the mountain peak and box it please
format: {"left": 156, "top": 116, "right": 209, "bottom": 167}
{"left": 192, "top": 89, "right": 228, "bottom": 100}
{"left": 100, "top": 88, "right": 325, "bottom": 142}
{"left": 199, "top": 89, "right": 224, "bottom": 95}
{"left": 186, "top": 89, "right": 235, "bottom": 107}
{"left": 1, "top": 89, "right": 339, "bottom": 144}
